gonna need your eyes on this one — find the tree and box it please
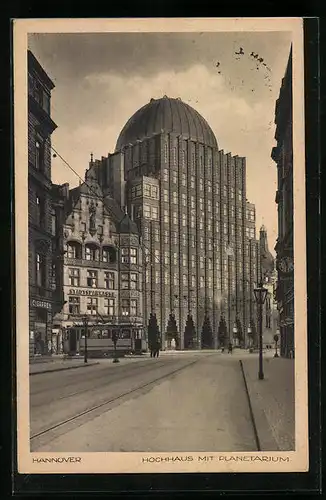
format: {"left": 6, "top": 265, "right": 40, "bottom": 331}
{"left": 217, "top": 315, "right": 227, "bottom": 348}
{"left": 236, "top": 317, "right": 244, "bottom": 348}
{"left": 184, "top": 314, "right": 196, "bottom": 349}
{"left": 201, "top": 314, "right": 213, "bottom": 349}
{"left": 148, "top": 313, "right": 161, "bottom": 352}
{"left": 166, "top": 313, "right": 179, "bottom": 349}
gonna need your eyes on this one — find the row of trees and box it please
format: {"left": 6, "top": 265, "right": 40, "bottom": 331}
{"left": 147, "top": 312, "right": 258, "bottom": 350}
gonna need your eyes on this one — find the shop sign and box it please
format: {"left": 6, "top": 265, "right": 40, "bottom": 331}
{"left": 69, "top": 289, "right": 115, "bottom": 297}
{"left": 31, "top": 299, "right": 52, "bottom": 310}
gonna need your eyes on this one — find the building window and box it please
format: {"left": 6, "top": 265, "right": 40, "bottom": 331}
{"left": 87, "top": 270, "right": 98, "bottom": 288}
{"left": 172, "top": 171, "right": 178, "bottom": 184}
{"left": 85, "top": 244, "right": 99, "bottom": 261}
{"left": 223, "top": 185, "right": 227, "bottom": 198}
{"left": 223, "top": 223, "right": 227, "bottom": 235}
{"left": 182, "top": 254, "right": 187, "bottom": 267}
{"left": 172, "top": 191, "right": 178, "bottom": 205}
{"left": 164, "top": 251, "right": 169, "bottom": 265}
{"left": 207, "top": 200, "right": 212, "bottom": 213}
{"left": 238, "top": 189, "right": 242, "bottom": 201}
{"left": 51, "top": 209, "right": 56, "bottom": 235}
{"left": 191, "top": 275, "right": 196, "bottom": 288}
{"left": 104, "top": 272, "right": 115, "bottom": 289}
{"left": 172, "top": 147, "right": 177, "bottom": 165}
{"left": 181, "top": 150, "right": 186, "bottom": 168}
{"left": 199, "top": 198, "right": 204, "bottom": 211}
{"left": 154, "top": 249, "right": 160, "bottom": 263}
{"left": 67, "top": 242, "right": 82, "bottom": 259}
{"left": 144, "top": 226, "right": 150, "bottom": 241}
{"left": 173, "top": 252, "right": 178, "bottom": 266}
{"left": 121, "top": 273, "right": 130, "bottom": 289}
{"left": 182, "top": 233, "right": 187, "bottom": 246}
{"left": 144, "top": 204, "right": 151, "bottom": 219}
{"left": 163, "top": 168, "right": 169, "bottom": 182}
{"left": 155, "top": 271, "right": 160, "bottom": 284}
{"left": 182, "top": 193, "right": 187, "bottom": 207}
{"left": 182, "top": 173, "right": 186, "bottom": 186}
{"left": 200, "top": 256, "right": 204, "bottom": 269}
{"left": 35, "top": 195, "right": 45, "bottom": 227}
{"left": 190, "top": 196, "right": 195, "bottom": 209}
{"left": 68, "top": 296, "right": 80, "bottom": 315}
{"left": 208, "top": 239, "right": 212, "bottom": 251}
{"left": 36, "top": 253, "right": 45, "bottom": 287}
{"left": 191, "top": 255, "right": 196, "bottom": 268}
{"left": 207, "top": 180, "right": 212, "bottom": 193}
{"left": 173, "top": 274, "right": 178, "bottom": 286}
{"left": 121, "top": 248, "right": 137, "bottom": 264}
{"left": 199, "top": 179, "right": 203, "bottom": 191}
{"left": 121, "top": 299, "right": 137, "bottom": 316}
{"left": 172, "top": 211, "right": 178, "bottom": 225}
{"left": 223, "top": 204, "right": 227, "bottom": 216}
{"left": 154, "top": 227, "right": 160, "bottom": 242}
{"left": 183, "top": 274, "right": 187, "bottom": 286}
{"left": 87, "top": 297, "right": 98, "bottom": 315}
{"left": 152, "top": 185, "right": 159, "bottom": 199}
{"left": 163, "top": 189, "right": 169, "bottom": 202}
{"left": 152, "top": 206, "right": 158, "bottom": 220}
{"left": 164, "top": 143, "right": 168, "bottom": 163}
{"left": 68, "top": 268, "right": 80, "bottom": 286}
{"left": 199, "top": 218, "right": 204, "bottom": 230}
{"left": 208, "top": 276, "right": 212, "bottom": 289}
{"left": 35, "top": 138, "right": 44, "bottom": 171}
{"left": 102, "top": 247, "right": 116, "bottom": 263}
{"left": 164, "top": 230, "right": 169, "bottom": 244}
{"left": 182, "top": 213, "right": 186, "bottom": 227}
{"left": 191, "top": 176, "right": 195, "bottom": 189}
{"left": 207, "top": 220, "right": 212, "bottom": 232}
{"left": 104, "top": 298, "right": 115, "bottom": 316}
{"left": 144, "top": 184, "right": 151, "bottom": 197}
{"left": 200, "top": 236, "right": 204, "bottom": 250}
{"left": 164, "top": 209, "right": 169, "bottom": 223}
{"left": 191, "top": 215, "right": 195, "bottom": 228}
{"left": 172, "top": 231, "right": 177, "bottom": 245}
{"left": 200, "top": 276, "right": 205, "bottom": 288}
{"left": 164, "top": 272, "right": 169, "bottom": 285}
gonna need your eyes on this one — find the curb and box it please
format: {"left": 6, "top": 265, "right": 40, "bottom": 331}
{"left": 30, "top": 362, "right": 100, "bottom": 376}
{"left": 239, "top": 359, "right": 279, "bottom": 452}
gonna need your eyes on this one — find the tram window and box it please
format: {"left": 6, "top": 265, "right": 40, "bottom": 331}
{"left": 121, "top": 329, "right": 131, "bottom": 339}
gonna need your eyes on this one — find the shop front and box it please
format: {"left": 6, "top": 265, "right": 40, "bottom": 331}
{"left": 29, "top": 298, "right": 52, "bottom": 356}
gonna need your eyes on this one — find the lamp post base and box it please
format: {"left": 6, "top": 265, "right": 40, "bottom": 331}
{"left": 274, "top": 352, "right": 279, "bottom": 358}
{"left": 113, "top": 358, "right": 120, "bottom": 363}
{"left": 258, "top": 371, "right": 264, "bottom": 380}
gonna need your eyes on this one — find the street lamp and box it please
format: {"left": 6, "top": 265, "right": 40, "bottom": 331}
{"left": 254, "top": 281, "right": 268, "bottom": 380}
{"left": 82, "top": 314, "right": 89, "bottom": 364}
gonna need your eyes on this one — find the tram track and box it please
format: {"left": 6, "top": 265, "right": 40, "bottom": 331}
{"left": 30, "top": 357, "right": 201, "bottom": 450}
{"left": 30, "top": 358, "right": 170, "bottom": 401}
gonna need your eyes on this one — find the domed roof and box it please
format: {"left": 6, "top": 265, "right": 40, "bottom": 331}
{"left": 115, "top": 96, "right": 218, "bottom": 151}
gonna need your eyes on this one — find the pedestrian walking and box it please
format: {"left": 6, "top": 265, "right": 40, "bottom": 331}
{"left": 228, "top": 342, "right": 233, "bottom": 354}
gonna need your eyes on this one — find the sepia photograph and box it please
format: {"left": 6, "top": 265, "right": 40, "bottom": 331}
{"left": 14, "top": 18, "right": 308, "bottom": 474}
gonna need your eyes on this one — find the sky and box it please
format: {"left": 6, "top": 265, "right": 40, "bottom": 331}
{"left": 28, "top": 31, "right": 292, "bottom": 254}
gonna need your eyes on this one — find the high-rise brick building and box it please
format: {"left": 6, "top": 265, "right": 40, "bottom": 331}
{"left": 90, "top": 96, "right": 260, "bottom": 349}
{"left": 28, "top": 50, "right": 57, "bottom": 356}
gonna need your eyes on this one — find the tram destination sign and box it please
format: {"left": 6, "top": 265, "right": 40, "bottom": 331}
{"left": 69, "top": 288, "right": 115, "bottom": 297}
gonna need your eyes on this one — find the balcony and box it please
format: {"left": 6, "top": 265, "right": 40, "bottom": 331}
{"left": 64, "top": 257, "right": 118, "bottom": 270}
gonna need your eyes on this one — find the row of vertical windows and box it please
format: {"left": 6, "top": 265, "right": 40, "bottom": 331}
{"left": 69, "top": 296, "right": 137, "bottom": 316}
{"left": 68, "top": 269, "right": 139, "bottom": 289}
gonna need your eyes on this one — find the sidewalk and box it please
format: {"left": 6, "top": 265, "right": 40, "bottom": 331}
{"left": 30, "top": 357, "right": 100, "bottom": 375}
{"left": 240, "top": 356, "right": 295, "bottom": 451}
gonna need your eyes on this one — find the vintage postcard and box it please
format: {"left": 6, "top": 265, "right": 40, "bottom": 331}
{"left": 14, "top": 17, "right": 308, "bottom": 475}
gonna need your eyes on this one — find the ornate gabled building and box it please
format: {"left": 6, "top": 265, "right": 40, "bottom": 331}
{"left": 28, "top": 50, "right": 57, "bottom": 356}
{"left": 272, "top": 47, "right": 294, "bottom": 358}
{"left": 89, "top": 95, "right": 261, "bottom": 349}
{"left": 52, "top": 168, "right": 143, "bottom": 354}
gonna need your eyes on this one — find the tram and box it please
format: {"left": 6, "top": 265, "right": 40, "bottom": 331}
{"left": 64, "top": 322, "right": 146, "bottom": 358}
